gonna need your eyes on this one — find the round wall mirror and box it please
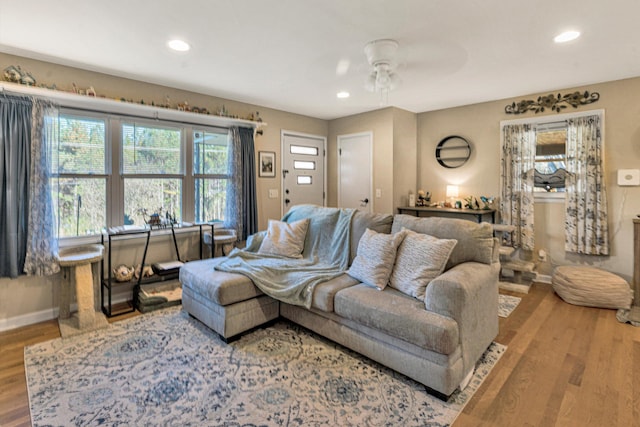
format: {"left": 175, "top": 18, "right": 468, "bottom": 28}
{"left": 435, "top": 135, "right": 471, "bottom": 168}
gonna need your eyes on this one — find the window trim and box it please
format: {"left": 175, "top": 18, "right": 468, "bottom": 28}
{"left": 534, "top": 191, "right": 565, "bottom": 203}
{"left": 501, "top": 108, "right": 605, "bottom": 206}
{"left": 53, "top": 108, "right": 237, "bottom": 240}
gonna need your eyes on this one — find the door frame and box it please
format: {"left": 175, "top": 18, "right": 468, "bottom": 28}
{"left": 337, "top": 131, "right": 373, "bottom": 212}
{"left": 280, "top": 129, "right": 327, "bottom": 216}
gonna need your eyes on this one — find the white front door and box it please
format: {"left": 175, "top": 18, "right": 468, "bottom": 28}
{"left": 281, "top": 131, "right": 326, "bottom": 214}
{"left": 338, "top": 132, "right": 372, "bottom": 212}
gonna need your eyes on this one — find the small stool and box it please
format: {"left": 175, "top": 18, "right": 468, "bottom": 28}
{"left": 204, "top": 229, "right": 237, "bottom": 257}
{"left": 552, "top": 266, "right": 633, "bottom": 309}
{"left": 56, "top": 244, "right": 108, "bottom": 336}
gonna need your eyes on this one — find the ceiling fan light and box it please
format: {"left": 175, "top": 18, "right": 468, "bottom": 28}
{"left": 363, "top": 39, "right": 401, "bottom": 98}
{"left": 376, "top": 68, "right": 391, "bottom": 88}
{"left": 388, "top": 72, "right": 400, "bottom": 90}
{"left": 365, "top": 72, "right": 377, "bottom": 92}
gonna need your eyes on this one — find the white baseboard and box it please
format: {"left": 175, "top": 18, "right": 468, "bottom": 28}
{"left": 0, "top": 306, "right": 65, "bottom": 332}
{"left": 0, "top": 290, "right": 131, "bottom": 332}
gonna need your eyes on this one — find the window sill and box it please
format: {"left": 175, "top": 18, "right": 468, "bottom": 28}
{"left": 534, "top": 192, "right": 565, "bottom": 203}
{"left": 57, "top": 223, "right": 222, "bottom": 247}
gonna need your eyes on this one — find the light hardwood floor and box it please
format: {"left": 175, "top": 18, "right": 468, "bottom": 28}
{"left": 1, "top": 283, "right": 638, "bottom": 427}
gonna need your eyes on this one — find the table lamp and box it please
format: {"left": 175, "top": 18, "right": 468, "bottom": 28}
{"left": 446, "top": 185, "right": 459, "bottom": 207}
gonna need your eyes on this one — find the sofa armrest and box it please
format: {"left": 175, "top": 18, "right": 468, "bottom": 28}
{"left": 424, "top": 261, "right": 499, "bottom": 374}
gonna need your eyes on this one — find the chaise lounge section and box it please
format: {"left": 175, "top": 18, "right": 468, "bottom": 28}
{"left": 181, "top": 206, "right": 499, "bottom": 399}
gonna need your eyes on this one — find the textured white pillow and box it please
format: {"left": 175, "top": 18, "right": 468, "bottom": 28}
{"left": 389, "top": 229, "right": 457, "bottom": 300}
{"left": 347, "top": 229, "right": 406, "bottom": 290}
{"left": 258, "top": 218, "right": 310, "bottom": 258}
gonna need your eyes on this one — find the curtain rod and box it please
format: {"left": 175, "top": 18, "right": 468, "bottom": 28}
{"left": 0, "top": 82, "right": 265, "bottom": 130}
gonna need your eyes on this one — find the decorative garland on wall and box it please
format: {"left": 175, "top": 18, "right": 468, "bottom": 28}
{"left": 505, "top": 90, "right": 600, "bottom": 115}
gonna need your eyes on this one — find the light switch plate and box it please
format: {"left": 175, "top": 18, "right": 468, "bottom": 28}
{"left": 375, "top": 189, "right": 382, "bottom": 198}
{"left": 268, "top": 189, "right": 279, "bottom": 198}
{"left": 618, "top": 169, "right": 640, "bottom": 186}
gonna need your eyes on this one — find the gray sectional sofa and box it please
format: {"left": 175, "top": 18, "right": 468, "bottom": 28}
{"left": 181, "top": 208, "right": 499, "bottom": 399}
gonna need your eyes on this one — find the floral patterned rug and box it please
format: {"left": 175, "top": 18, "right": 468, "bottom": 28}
{"left": 25, "top": 307, "right": 505, "bottom": 427}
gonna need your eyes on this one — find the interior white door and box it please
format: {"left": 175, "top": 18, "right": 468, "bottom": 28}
{"left": 281, "top": 131, "right": 326, "bottom": 213}
{"left": 338, "top": 132, "right": 372, "bottom": 212}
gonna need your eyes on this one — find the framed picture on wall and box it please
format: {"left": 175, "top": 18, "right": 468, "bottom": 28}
{"left": 259, "top": 151, "right": 276, "bottom": 178}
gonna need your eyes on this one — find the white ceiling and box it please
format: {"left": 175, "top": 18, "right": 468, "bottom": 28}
{"left": 1, "top": 0, "right": 639, "bottom": 120}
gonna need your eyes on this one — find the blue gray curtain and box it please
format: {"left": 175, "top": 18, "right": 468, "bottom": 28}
{"left": 0, "top": 95, "right": 58, "bottom": 278}
{"left": 228, "top": 127, "right": 257, "bottom": 241}
{"left": 239, "top": 127, "right": 257, "bottom": 239}
{"left": 0, "top": 95, "right": 33, "bottom": 278}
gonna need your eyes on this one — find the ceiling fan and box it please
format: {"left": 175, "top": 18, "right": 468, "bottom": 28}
{"left": 364, "top": 39, "right": 400, "bottom": 104}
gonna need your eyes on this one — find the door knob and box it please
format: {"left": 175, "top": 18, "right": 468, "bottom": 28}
{"left": 360, "top": 198, "right": 369, "bottom": 204}
{"left": 285, "top": 198, "right": 291, "bottom": 204}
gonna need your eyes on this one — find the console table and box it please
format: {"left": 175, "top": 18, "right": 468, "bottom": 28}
{"left": 397, "top": 206, "right": 496, "bottom": 223}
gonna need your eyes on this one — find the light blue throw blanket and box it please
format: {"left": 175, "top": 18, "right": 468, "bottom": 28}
{"left": 215, "top": 205, "right": 355, "bottom": 308}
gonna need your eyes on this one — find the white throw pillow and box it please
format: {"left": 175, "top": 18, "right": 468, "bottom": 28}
{"left": 258, "top": 218, "right": 310, "bottom": 258}
{"left": 389, "top": 228, "right": 457, "bottom": 300}
{"left": 347, "top": 228, "right": 406, "bottom": 290}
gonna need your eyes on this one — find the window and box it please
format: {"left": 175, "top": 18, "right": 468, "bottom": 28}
{"left": 290, "top": 145, "right": 318, "bottom": 156}
{"left": 50, "top": 108, "right": 237, "bottom": 238}
{"left": 293, "top": 160, "right": 315, "bottom": 170}
{"left": 122, "top": 122, "right": 183, "bottom": 226}
{"left": 51, "top": 114, "right": 107, "bottom": 237}
{"left": 193, "top": 128, "right": 230, "bottom": 223}
{"left": 534, "top": 124, "right": 567, "bottom": 194}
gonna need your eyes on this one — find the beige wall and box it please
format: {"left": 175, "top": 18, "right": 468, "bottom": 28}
{"left": 417, "top": 77, "right": 640, "bottom": 282}
{"left": 0, "top": 53, "right": 327, "bottom": 328}
{"left": 328, "top": 108, "right": 394, "bottom": 213}
{"left": 392, "top": 108, "right": 418, "bottom": 209}
{"left": 3, "top": 51, "right": 640, "bottom": 329}
{"left": 327, "top": 107, "right": 417, "bottom": 214}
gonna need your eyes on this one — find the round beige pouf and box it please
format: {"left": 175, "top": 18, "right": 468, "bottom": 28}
{"left": 552, "top": 266, "right": 633, "bottom": 309}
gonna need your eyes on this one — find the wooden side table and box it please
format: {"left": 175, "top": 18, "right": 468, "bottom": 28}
{"left": 397, "top": 206, "right": 496, "bottom": 223}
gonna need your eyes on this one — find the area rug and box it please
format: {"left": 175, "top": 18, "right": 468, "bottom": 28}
{"left": 25, "top": 307, "right": 505, "bottom": 427}
{"left": 498, "top": 294, "right": 522, "bottom": 318}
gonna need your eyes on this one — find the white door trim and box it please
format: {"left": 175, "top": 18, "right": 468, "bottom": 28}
{"left": 281, "top": 130, "right": 327, "bottom": 217}
{"left": 337, "top": 131, "right": 373, "bottom": 211}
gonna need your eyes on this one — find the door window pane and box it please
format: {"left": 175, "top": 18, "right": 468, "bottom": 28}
{"left": 290, "top": 145, "right": 318, "bottom": 156}
{"left": 293, "top": 160, "right": 315, "bottom": 170}
{"left": 297, "top": 176, "right": 312, "bottom": 185}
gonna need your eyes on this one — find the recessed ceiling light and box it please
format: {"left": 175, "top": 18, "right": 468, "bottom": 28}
{"left": 337, "top": 91, "right": 350, "bottom": 99}
{"left": 554, "top": 30, "right": 580, "bottom": 43}
{"left": 167, "top": 39, "right": 191, "bottom": 52}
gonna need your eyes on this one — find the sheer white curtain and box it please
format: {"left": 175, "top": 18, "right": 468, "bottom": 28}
{"left": 500, "top": 123, "right": 536, "bottom": 250}
{"left": 23, "top": 99, "right": 59, "bottom": 276}
{"left": 565, "top": 114, "right": 609, "bottom": 255}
